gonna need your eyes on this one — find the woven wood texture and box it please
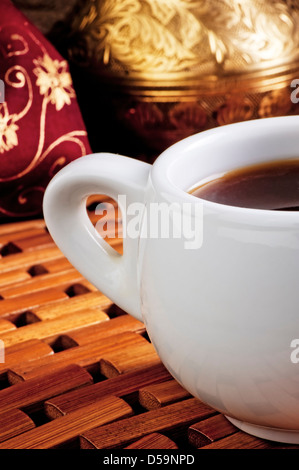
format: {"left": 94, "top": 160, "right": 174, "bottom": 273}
{"left": 0, "top": 196, "right": 297, "bottom": 449}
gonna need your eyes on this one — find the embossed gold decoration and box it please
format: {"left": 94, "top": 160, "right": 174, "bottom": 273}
{"left": 0, "top": 39, "right": 88, "bottom": 182}
{"left": 0, "top": 53, "right": 76, "bottom": 158}
{"left": 33, "top": 53, "right": 75, "bottom": 111}
{"left": 0, "top": 102, "right": 19, "bottom": 153}
{"left": 68, "top": 0, "right": 299, "bottom": 151}
{"left": 0, "top": 19, "right": 91, "bottom": 219}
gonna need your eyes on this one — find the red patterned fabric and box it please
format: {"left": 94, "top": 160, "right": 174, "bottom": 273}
{"left": 0, "top": 0, "right": 92, "bottom": 219}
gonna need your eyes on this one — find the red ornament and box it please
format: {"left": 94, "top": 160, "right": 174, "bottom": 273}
{"left": 0, "top": 0, "right": 92, "bottom": 219}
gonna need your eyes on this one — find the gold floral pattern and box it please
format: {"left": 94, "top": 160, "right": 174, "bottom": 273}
{"left": 258, "top": 89, "right": 292, "bottom": 118}
{"left": 67, "top": 0, "right": 299, "bottom": 153}
{"left": 69, "top": 0, "right": 299, "bottom": 77}
{"left": 0, "top": 29, "right": 89, "bottom": 189}
{"left": 216, "top": 97, "right": 254, "bottom": 126}
{"left": 169, "top": 102, "right": 207, "bottom": 130}
{"left": 0, "top": 55, "right": 87, "bottom": 184}
{"left": 0, "top": 0, "right": 92, "bottom": 220}
{"left": 33, "top": 53, "right": 75, "bottom": 111}
{"left": 0, "top": 102, "right": 19, "bottom": 153}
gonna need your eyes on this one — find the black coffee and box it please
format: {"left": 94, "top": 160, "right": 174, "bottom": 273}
{"left": 190, "top": 159, "right": 299, "bottom": 210}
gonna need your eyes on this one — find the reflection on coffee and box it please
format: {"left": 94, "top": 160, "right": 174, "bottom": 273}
{"left": 190, "top": 159, "right": 299, "bottom": 210}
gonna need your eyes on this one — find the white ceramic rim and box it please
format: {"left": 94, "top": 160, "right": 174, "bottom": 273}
{"left": 151, "top": 116, "right": 299, "bottom": 223}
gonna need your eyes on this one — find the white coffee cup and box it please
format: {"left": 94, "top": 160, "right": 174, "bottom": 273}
{"left": 43, "top": 116, "right": 299, "bottom": 444}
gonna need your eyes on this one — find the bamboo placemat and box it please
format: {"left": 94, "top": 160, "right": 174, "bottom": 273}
{"left": 0, "top": 196, "right": 297, "bottom": 450}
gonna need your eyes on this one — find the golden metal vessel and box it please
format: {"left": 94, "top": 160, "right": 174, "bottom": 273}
{"left": 68, "top": 0, "right": 299, "bottom": 151}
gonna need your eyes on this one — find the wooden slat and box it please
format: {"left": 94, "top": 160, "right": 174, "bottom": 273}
{"left": 8, "top": 332, "right": 151, "bottom": 383}
{"left": 0, "top": 227, "right": 47, "bottom": 248}
{"left": 30, "top": 291, "right": 112, "bottom": 322}
{"left": 0, "top": 288, "right": 68, "bottom": 319}
{"left": 0, "top": 309, "right": 109, "bottom": 348}
{"left": 0, "top": 219, "right": 45, "bottom": 236}
{"left": 0, "top": 396, "right": 133, "bottom": 449}
{"left": 139, "top": 380, "right": 190, "bottom": 410}
{"left": 86, "top": 194, "right": 112, "bottom": 206}
{"left": 0, "top": 216, "right": 293, "bottom": 449}
{"left": 44, "top": 363, "right": 171, "bottom": 419}
{"left": 58, "top": 314, "right": 145, "bottom": 348}
{"left": 80, "top": 398, "right": 216, "bottom": 449}
{"left": 199, "top": 430, "right": 279, "bottom": 449}
{"left": 0, "top": 318, "right": 16, "bottom": 334}
{"left": 7, "top": 232, "right": 54, "bottom": 252}
{"left": 0, "top": 246, "right": 64, "bottom": 274}
{"left": 0, "top": 409, "right": 35, "bottom": 443}
{"left": 99, "top": 341, "right": 161, "bottom": 378}
{"left": 0, "top": 339, "right": 53, "bottom": 376}
{"left": 0, "top": 269, "right": 32, "bottom": 288}
{"left": 188, "top": 414, "right": 238, "bottom": 448}
{"left": 0, "top": 364, "right": 93, "bottom": 414}
{"left": 125, "top": 433, "right": 178, "bottom": 449}
{"left": 0, "top": 268, "right": 90, "bottom": 299}
{"left": 36, "top": 257, "right": 73, "bottom": 274}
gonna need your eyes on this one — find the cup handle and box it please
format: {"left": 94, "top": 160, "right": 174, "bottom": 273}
{"left": 43, "top": 153, "right": 151, "bottom": 321}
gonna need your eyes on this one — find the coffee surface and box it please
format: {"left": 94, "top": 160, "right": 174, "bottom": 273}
{"left": 190, "top": 159, "right": 299, "bottom": 210}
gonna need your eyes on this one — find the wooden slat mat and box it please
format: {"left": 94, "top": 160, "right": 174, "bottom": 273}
{"left": 0, "top": 197, "right": 297, "bottom": 450}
